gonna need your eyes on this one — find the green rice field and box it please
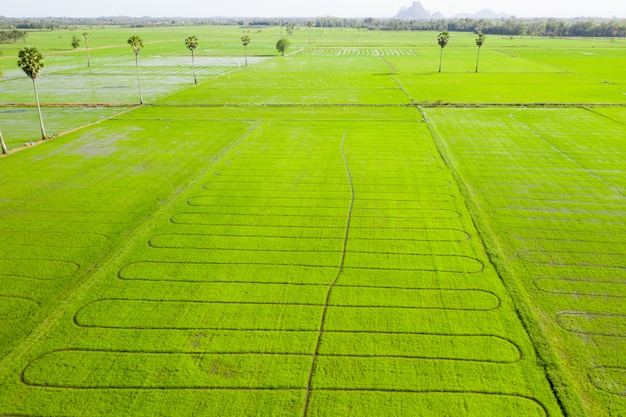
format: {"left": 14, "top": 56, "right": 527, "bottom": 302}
{"left": 0, "top": 25, "right": 625, "bottom": 416}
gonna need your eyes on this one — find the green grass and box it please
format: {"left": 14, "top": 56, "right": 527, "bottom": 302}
{"left": 0, "top": 106, "right": 565, "bottom": 416}
{"left": 425, "top": 106, "right": 626, "bottom": 416}
{"left": 0, "top": 116, "right": 252, "bottom": 359}
{"left": 1, "top": 25, "right": 626, "bottom": 416}
{"left": 307, "top": 391, "right": 549, "bottom": 416}
{"left": 0, "top": 106, "right": 129, "bottom": 148}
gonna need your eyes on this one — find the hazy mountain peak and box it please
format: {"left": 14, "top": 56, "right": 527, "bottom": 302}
{"left": 395, "top": 2, "right": 432, "bottom": 19}
{"left": 453, "top": 9, "right": 511, "bottom": 19}
{"left": 394, "top": 2, "right": 511, "bottom": 19}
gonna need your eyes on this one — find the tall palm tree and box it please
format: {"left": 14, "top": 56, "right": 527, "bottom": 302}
{"left": 185, "top": 35, "right": 198, "bottom": 84}
{"left": 307, "top": 21, "right": 314, "bottom": 44}
{"left": 241, "top": 35, "right": 251, "bottom": 67}
{"left": 475, "top": 32, "right": 486, "bottom": 73}
{"left": 83, "top": 32, "right": 90, "bottom": 67}
{"left": 437, "top": 31, "right": 450, "bottom": 73}
{"left": 17, "top": 46, "right": 47, "bottom": 140}
{"left": 127, "top": 35, "right": 144, "bottom": 104}
{"left": 0, "top": 63, "right": 6, "bottom": 154}
{"left": 0, "top": 129, "right": 6, "bottom": 154}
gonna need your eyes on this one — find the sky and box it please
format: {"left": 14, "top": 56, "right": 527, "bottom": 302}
{"left": 2, "top": 0, "right": 625, "bottom": 19}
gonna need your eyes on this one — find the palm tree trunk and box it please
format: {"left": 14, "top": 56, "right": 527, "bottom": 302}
{"left": 438, "top": 48, "right": 443, "bottom": 73}
{"left": 86, "top": 39, "right": 91, "bottom": 67}
{"left": 191, "top": 50, "right": 197, "bottom": 84}
{"left": 475, "top": 47, "right": 481, "bottom": 73}
{"left": 135, "top": 53, "right": 143, "bottom": 104}
{"left": 33, "top": 78, "right": 47, "bottom": 140}
{"left": 0, "top": 130, "right": 8, "bottom": 154}
{"left": 244, "top": 46, "right": 248, "bottom": 67}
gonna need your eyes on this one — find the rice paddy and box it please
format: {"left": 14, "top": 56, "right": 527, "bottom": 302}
{"left": 0, "top": 25, "right": 625, "bottom": 416}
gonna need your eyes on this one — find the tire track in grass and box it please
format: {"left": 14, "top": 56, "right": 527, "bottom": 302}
{"left": 71, "top": 289, "right": 499, "bottom": 331}
{"left": 498, "top": 213, "right": 626, "bottom": 227}
{"left": 118, "top": 261, "right": 485, "bottom": 284}
{"left": 508, "top": 225, "right": 626, "bottom": 236}
{"left": 202, "top": 178, "right": 451, "bottom": 187}
{"left": 517, "top": 250, "right": 626, "bottom": 270}
{"left": 556, "top": 311, "right": 626, "bottom": 337}
{"left": 491, "top": 195, "right": 626, "bottom": 207}
{"left": 420, "top": 107, "right": 575, "bottom": 416}
{"left": 383, "top": 57, "right": 415, "bottom": 105}
{"left": 513, "top": 235, "right": 626, "bottom": 246}
{"left": 20, "top": 338, "right": 522, "bottom": 390}
{"left": 308, "top": 390, "right": 549, "bottom": 416}
{"left": 214, "top": 169, "right": 443, "bottom": 178}
{"left": 188, "top": 196, "right": 458, "bottom": 207}
{"left": 583, "top": 107, "right": 626, "bottom": 128}
{"left": 171, "top": 211, "right": 461, "bottom": 225}
{"left": 0, "top": 185, "right": 160, "bottom": 202}
{"left": 0, "top": 259, "right": 80, "bottom": 281}
{"left": 534, "top": 277, "right": 626, "bottom": 298}
{"left": 187, "top": 191, "right": 456, "bottom": 200}
{"left": 0, "top": 210, "right": 142, "bottom": 225}
{"left": 0, "top": 295, "right": 39, "bottom": 320}
{"left": 0, "top": 232, "right": 109, "bottom": 248}
{"left": 588, "top": 366, "right": 626, "bottom": 396}
{"left": 302, "top": 132, "right": 353, "bottom": 417}
{"left": 510, "top": 110, "right": 626, "bottom": 199}
{"left": 21, "top": 352, "right": 527, "bottom": 392}
{"left": 0, "top": 120, "right": 263, "bottom": 381}
{"left": 481, "top": 116, "right": 626, "bottom": 363}
{"left": 147, "top": 229, "right": 470, "bottom": 248}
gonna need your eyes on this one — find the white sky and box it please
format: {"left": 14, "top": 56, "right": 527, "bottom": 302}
{"left": 3, "top": 0, "right": 625, "bottom": 18}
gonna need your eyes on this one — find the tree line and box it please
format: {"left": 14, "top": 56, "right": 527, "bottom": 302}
{"left": 1, "top": 16, "right": 625, "bottom": 38}
{"left": 0, "top": 29, "right": 28, "bottom": 43}
{"left": 314, "top": 17, "right": 626, "bottom": 38}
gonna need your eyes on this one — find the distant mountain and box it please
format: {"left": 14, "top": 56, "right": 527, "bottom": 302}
{"left": 394, "top": 1, "right": 510, "bottom": 20}
{"left": 453, "top": 9, "right": 511, "bottom": 19}
{"left": 395, "top": 1, "right": 431, "bottom": 19}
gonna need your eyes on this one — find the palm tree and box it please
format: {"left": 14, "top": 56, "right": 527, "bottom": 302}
{"left": 0, "top": 63, "right": 6, "bottom": 154}
{"left": 127, "top": 35, "right": 144, "bottom": 104}
{"left": 475, "top": 32, "right": 486, "bottom": 73}
{"left": 307, "top": 21, "right": 314, "bottom": 44}
{"left": 83, "top": 32, "right": 90, "bottom": 67}
{"left": 0, "top": 129, "right": 7, "bottom": 154}
{"left": 241, "top": 35, "right": 251, "bottom": 67}
{"left": 437, "top": 31, "right": 450, "bottom": 73}
{"left": 17, "top": 46, "right": 47, "bottom": 140}
{"left": 185, "top": 35, "right": 198, "bottom": 84}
